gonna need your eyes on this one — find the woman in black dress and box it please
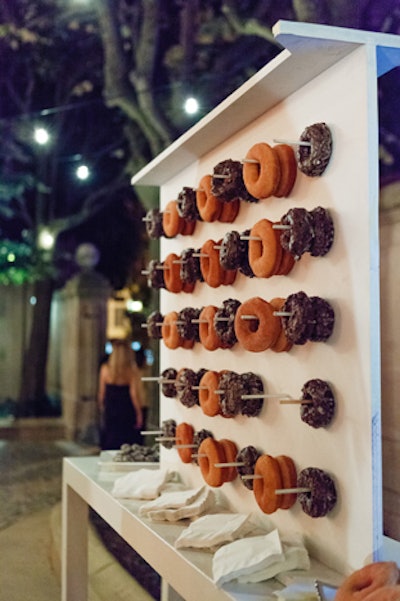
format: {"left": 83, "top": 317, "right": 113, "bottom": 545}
{"left": 98, "top": 339, "right": 143, "bottom": 450}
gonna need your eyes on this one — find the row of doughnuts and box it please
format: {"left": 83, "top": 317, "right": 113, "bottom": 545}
{"left": 147, "top": 367, "right": 335, "bottom": 428}
{"left": 143, "top": 208, "right": 334, "bottom": 291}
{"left": 145, "top": 292, "right": 335, "bottom": 352}
{"left": 144, "top": 123, "right": 333, "bottom": 239}
{"left": 155, "top": 420, "right": 337, "bottom": 517}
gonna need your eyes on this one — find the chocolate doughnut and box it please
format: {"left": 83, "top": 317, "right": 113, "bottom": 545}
{"left": 212, "top": 159, "right": 257, "bottom": 203}
{"left": 309, "top": 296, "right": 335, "bottom": 342}
{"left": 281, "top": 292, "right": 314, "bottom": 345}
{"left": 192, "top": 429, "right": 213, "bottom": 464}
{"left": 237, "top": 445, "right": 262, "bottom": 490}
{"left": 309, "top": 206, "right": 334, "bottom": 257}
{"left": 146, "top": 259, "right": 166, "bottom": 290}
{"left": 219, "top": 230, "right": 242, "bottom": 270}
{"left": 145, "top": 208, "right": 165, "bottom": 239}
{"left": 177, "top": 307, "right": 200, "bottom": 342}
{"left": 280, "top": 208, "right": 314, "bottom": 260}
{"left": 180, "top": 247, "right": 202, "bottom": 284}
{"left": 161, "top": 368, "right": 177, "bottom": 398}
{"left": 297, "top": 122, "right": 333, "bottom": 177}
{"left": 218, "top": 371, "right": 244, "bottom": 417}
{"left": 176, "top": 368, "right": 199, "bottom": 408}
{"left": 300, "top": 379, "right": 335, "bottom": 428}
{"left": 214, "top": 298, "right": 241, "bottom": 348}
{"left": 238, "top": 230, "right": 255, "bottom": 278}
{"left": 146, "top": 310, "right": 164, "bottom": 339}
{"left": 159, "top": 419, "right": 177, "bottom": 449}
{"left": 241, "top": 371, "right": 264, "bottom": 417}
{"left": 297, "top": 467, "right": 337, "bottom": 517}
{"left": 177, "top": 186, "right": 200, "bottom": 222}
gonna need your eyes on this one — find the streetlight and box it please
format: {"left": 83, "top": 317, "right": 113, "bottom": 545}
{"left": 33, "top": 127, "right": 50, "bottom": 145}
{"left": 76, "top": 164, "right": 90, "bottom": 180}
{"left": 184, "top": 96, "right": 199, "bottom": 115}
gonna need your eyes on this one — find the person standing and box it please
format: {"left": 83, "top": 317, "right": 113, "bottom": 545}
{"left": 98, "top": 339, "right": 143, "bottom": 450}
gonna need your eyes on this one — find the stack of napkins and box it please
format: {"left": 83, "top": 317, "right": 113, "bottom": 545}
{"left": 175, "top": 513, "right": 263, "bottom": 552}
{"left": 138, "top": 485, "right": 215, "bottom": 521}
{"left": 212, "top": 529, "right": 310, "bottom": 587}
{"left": 111, "top": 467, "right": 175, "bottom": 500}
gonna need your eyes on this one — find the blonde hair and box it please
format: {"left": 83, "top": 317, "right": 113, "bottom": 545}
{"left": 107, "top": 340, "right": 137, "bottom": 384}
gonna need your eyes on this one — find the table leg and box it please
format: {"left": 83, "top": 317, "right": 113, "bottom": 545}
{"left": 61, "top": 481, "right": 89, "bottom": 601}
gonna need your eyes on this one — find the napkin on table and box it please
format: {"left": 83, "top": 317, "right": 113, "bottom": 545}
{"left": 111, "top": 467, "right": 173, "bottom": 500}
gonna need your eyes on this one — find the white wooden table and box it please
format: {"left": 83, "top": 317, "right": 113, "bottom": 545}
{"left": 61, "top": 456, "right": 341, "bottom": 601}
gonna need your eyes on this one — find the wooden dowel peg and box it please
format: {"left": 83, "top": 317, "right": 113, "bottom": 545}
{"left": 273, "top": 311, "right": 292, "bottom": 317}
{"left": 273, "top": 138, "right": 312, "bottom": 147}
{"left": 141, "top": 270, "right": 150, "bottom": 275}
{"left": 215, "top": 317, "right": 229, "bottom": 322}
{"left": 240, "top": 314, "right": 259, "bottom": 320}
{"left": 275, "top": 487, "right": 311, "bottom": 494}
{"left": 191, "top": 318, "right": 209, "bottom": 324}
{"left": 191, "top": 385, "right": 208, "bottom": 391}
{"left": 241, "top": 158, "right": 259, "bottom": 164}
{"left": 214, "top": 461, "right": 245, "bottom": 468}
{"left": 280, "top": 398, "right": 313, "bottom": 405}
{"left": 141, "top": 429, "right": 163, "bottom": 435}
{"left": 192, "top": 252, "right": 208, "bottom": 258}
{"left": 272, "top": 224, "right": 291, "bottom": 230}
{"left": 240, "top": 235, "right": 261, "bottom": 241}
{"left": 191, "top": 453, "right": 206, "bottom": 459}
{"left": 212, "top": 173, "right": 230, "bottom": 179}
{"left": 155, "top": 436, "right": 176, "bottom": 442}
{"left": 241, "top": 393, "right": 291, "bottom": 400}
{"left": 241, "top": 474, "right": 262, "bottom": 480}
{"left": 174, "top": 444, "right": 197, "bottom": 449}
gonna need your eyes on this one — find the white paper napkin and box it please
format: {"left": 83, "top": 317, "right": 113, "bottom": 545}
{"left": 144, "top": 486, "right": 215, "bottom": 522}
{"left": 213, "top": 529, "right": 284, "bottom": 587}
{"left": 111, "top": 467, "right": 172, "bottom": 499}
{"left": 139, "top": 486, "right": 206, "bottom": 516}
{"left": 175, "top": 513, "right": 256, "bottom": 550}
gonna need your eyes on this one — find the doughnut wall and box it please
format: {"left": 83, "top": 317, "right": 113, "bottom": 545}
{"left": 133, "top": 23, "right": 400, "bottom": 576}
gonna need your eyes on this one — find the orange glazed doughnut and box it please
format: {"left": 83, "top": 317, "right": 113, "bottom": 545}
{"left": 200, "top": 239, "right": 224, "bottom": 288}
{"left": 339, "top": 563, "right": 400, "bottom": 600}
{"left": 269, "top": 297, "right": 292, "bottom": 353}
{"left": 199, "top": 305, "right": 221, "bottom": 351}
{"left": 199, "top": 370, "right": 221, "bottom": 416}
{"left": 234, "top": 297, "right": 281, "bottom": 352}
{"left": 273, "top": 144, "right": 297, "bottom": 198}
{"left": 363, "top": 587, "right": 400, "bottom": 601}
{"left": 163, "top": 253, "right": 183, "bottom": 293}
{"left": 181, "top": 218, "right": 197, "bottom": 236}
{"left": 198, "top": 438, "right": 226, "bottom": 487}
{"left": 275, "top": 455, "right": 297, "bottom": 509}
{"left": 218, "top": 198, "right": 240, "bottom": 223}
{"left": 196, "top": 175, "right": 223, "bottom": 222}
{"left": 219, "top": 439, "right": 238, "bottom": 483}
{"left": 163, "top": 200, "right": 184, "bottom": 238}
{"left": 248, "top": 219, "right": 283, "bottom": 278}
{"left": 161, "top": 311, "right": 183, "bottom": 349}
{"left": 175, "top": 422, "right": 195, "bottom": 464}
{"left": 253, "top": 454, "right": 283, "bottom": 514}
{"left": 243, "top": 142, "right": 281, "bottom": 199}
{"left": 336, "top": 563, "right": 400, "bottom": 601}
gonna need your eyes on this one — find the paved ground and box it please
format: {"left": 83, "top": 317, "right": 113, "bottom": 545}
{"left": 0, "top": 433, "right": 159, "bottom": 600}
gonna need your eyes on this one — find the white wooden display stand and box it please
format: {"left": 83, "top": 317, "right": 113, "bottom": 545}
{"left": 62, "top": 21, "right": 400, "bottom": 601}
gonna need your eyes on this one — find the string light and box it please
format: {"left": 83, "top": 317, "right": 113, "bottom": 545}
{"left": 33, "top": 127, "right": 50, "bottom": 145}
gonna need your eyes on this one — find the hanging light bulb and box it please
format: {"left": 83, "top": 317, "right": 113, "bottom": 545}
{"left": 184, "top": 96, "right": 199, "bottom": 115}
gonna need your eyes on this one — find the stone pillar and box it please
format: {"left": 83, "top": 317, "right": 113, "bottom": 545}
{"left": 59, "top": 269, "right": 111, "bottom": 443}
